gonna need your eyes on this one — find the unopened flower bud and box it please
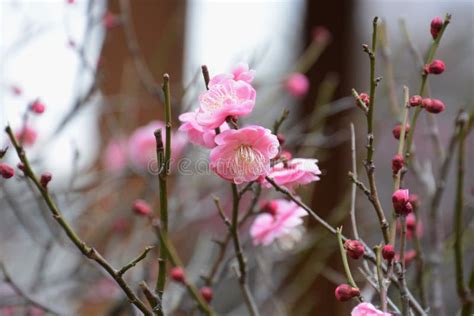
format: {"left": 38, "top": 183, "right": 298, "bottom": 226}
{"left": 200, "top": 287, "right": 213, "bottom": 303}
{"left": 312, "top": 26, "right": 331, "bottom": 43}
{"left": 382, "top": 244, "right": 395, "bottom": 261}
{"left": 409, "top": 95, "right": 422, "bottom": 107}
{"left": 427, "top": 59, "right": 445, "bottom": 75}
{"left": 424, "top": 99, "right": 445, "bottom": 114}
{"left": 430, "top": 16, "right": 443, "bottom": 39}
{"left": 392, "top": 189, "right": 412, "bottom": 216}
{"left": 285, "top": 73, "right": 309, "bottom": 97}
{"left": 0, "top": 163, "right": 15, "bottom": 179}
{"left": 132, "top": 199, "right": 151, "bottom": 216}
{"left": 356, "top": 93, "right": 370, "bottom": 110}
{"left": 40, "top": 172, "right": 52, "bottom": 188}
{"left": 102, "top": 11, "right": 121, "bottom": 29}
{"left": 261, "top": 200, "right": 278, "bottom": 216}
{"left": 335, "top": 284, "right": 360, "bottom": 302}
{"left": 392, "top": 123, "right": 410, "bottom": 140}
{"left": 17, "top": 162, "right": 25, "bottom": 173}
{"left": 170, "top": 267, "right": 185, "bottom": 283}
{"left": 392, "top": 154, "right": 404, "bottom": 174}
{"left": 344, "top": 239, "right": 365, "bottom": 259}
{"left": 30, "top": 100, "right": 46, "bottom": 114}
{"left": 406, "top": 213, "right": 416, "bottom": 231}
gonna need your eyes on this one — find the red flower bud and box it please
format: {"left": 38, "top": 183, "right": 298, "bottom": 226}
{"left": 406, "top": 213, "right": 416, "bottom": 231}
{"left": 261, "top": 200, "right": 278, "bottom": 216}
{"left": 312, "top": 26, "right": 331, "bottom": 43}
{"left": 0, "top": 163, "right": 15, "bottom": 179}
{"left": 382, "top": 244, "right": 395, "bottom": 261}
{"left": 200, "top": 287, "right": 213, "bottom": 303}
{"left": 392, "top": 123, "right": 410, "bottom": 140}
{"left": 409, "top": 95, "right": 422, "bottom": 107}
{"left": 277, "top": 133, "right": 286, "bottom": 146}
{"left": 424, "top": 98, "right": 445, "bottom": 114}
{"left": 335, "top": 284, "right": 360, "bottom": 302}
{"left": 356, "top": 93, "right": 370, "bottom": 110}
{"left": 40, "top": 172, "right": 52, "bottom": 188}
{"left": 30, "top": 100, "right": 46, "bottom": 114}
{"left": 392, "top": 189, "right": 412, "bottom": 216}
{"left": 427, "top": 59, "right": 445, "bottom": 75}
{"left": 430, "top": 16, "right": 443, "bottom": 39}
{"left": 170, "top": 267, "right": 185, "bottom": 283}
{"left": 132, "top": 199, "right": 151, "bottom": 216}
{"left": 102, "top": 11, "right": 121, "bottom": 29}
{"left": 344, "top": 239, "right": 365, "bottom": 259}
{"left": 421, "top": 98, "right": 432, "bottom": 108}
{"left": 392, "top": 154, "right": 404, "bottom": 174}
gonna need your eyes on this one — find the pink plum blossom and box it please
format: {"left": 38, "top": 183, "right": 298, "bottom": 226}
{"left": 285, "top": 73, "right": 309, "bottom": 97}
{"left": 128, "top": 121, "right": 187, "bottom": 171}
{"left": 209, "top": 126, "right": 279, "bottom": 184}
{"left": 103, "top": 138, "right": 128, "bottom": 172}
{"left": 262, "top": 158, "right": 321, "bottom": 189}
{"left": 196, "top": 79, "right": 256, "bottom": 129}
{"left": 15, "top": 126, "right": 37, "bottom": 146}
{"left": 351, "top": 302, "right": 392, "bottom": 316}
{"left": 179, "top": 110, "right": 229, "bottom": 148}
{"left": 250, "top": 199, "right": 307, "bottom": 246}
{"left": 231, "top": 62, "right": 255, "bottom": 83}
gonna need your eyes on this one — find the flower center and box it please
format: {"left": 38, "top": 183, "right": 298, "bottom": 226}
{"left": 233, "top": 145, "right": 265, "bottom": 173}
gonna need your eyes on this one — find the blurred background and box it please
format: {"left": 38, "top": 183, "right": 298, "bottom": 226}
{"left": 0, "top": 0, "right": 473, "bottom": 315}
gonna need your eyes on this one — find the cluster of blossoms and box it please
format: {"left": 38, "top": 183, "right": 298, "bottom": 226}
{"left": 178, "top": 63, "right": 321, "bottom": 246}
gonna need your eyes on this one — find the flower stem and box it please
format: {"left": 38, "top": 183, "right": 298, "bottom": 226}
{"left": 398, "top": 216, "right": 409, "bottom": 316}
{"left": 375, "top": 245, "right": 387, "bottom": 312}
{"left": 336, "top": 228, "right": 360, "bottom": 296}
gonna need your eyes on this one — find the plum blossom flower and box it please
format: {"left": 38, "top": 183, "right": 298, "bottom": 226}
{"left": 196, "top": 79, "right": 256, "bottom": 129}
{"left": 250, "top": 199, "right": 307, "bottom": 246}
{"left": 102, "top": 138, "right": 128, "bottom": 172}
{"left": 15, "top": 126, "right": 37, "bottom": 146}
{"left": 209, "top": 126, "right": 279, "bottom": 184}
{"left": 178, "top": 110, "right": 229, "bottom": 148}
{"left": 285, "top": 73, "right": 309, "bottom": 97}
{"left": 351, "top": 303, "right": 392, "bottom": 316}
{"left": 262, "top": 158, "right": 321, "bottom": 189}
{"left": 128, "top": 121, "right": 186, "bottom": 171}
{"left": 231, "top": 62, "right": 255, "bottom": 83}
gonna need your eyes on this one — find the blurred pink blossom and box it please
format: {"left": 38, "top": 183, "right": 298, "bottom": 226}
{"left": 196, "top": 79, "right": 256, "bottom": 129}
{"left": 15, "top": 126, "right": 37, "bottom": 146}
{"left": 210, "top": 126, "right": 278, "bottom": 184}
{"left": 285, "top": 73, "right": 309, "bottom": 97}
{"left": 179, "top": 110, "right": 229, "bottom": 148}
{"left": 351, "top": 303, "right": 391, "bottom": 316}
{"left": 250, "top": 199, "right": 307, "bottom": 246}
{"left": 128, "top": 121, "right": 186, "bottom": 171}
{"left": 103, "top": 138, "right": 128, "bottom": 172}
{"left": 262, "top": 158, "right": 321, "bottom": 189}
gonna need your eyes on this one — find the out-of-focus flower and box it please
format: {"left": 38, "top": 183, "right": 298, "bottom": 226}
{"left": 399, "top": 213, "right": 423, "bottom": 240}
{"left": 170, "top": 267, "right": 185, "bottom": 283}
{"left": 102, "top": 11, "right": 121, "bottom": 29}
{"left": 10, "top": 85, "right": 22, "bottom": 96}
{"left": 132, "top": 199, "right": 151, "bottom": 216}
{"left": 396, "top": 249, "right": 417, "bottom": 266}
{"left": 128, "top": 121, "right": 186, "bottom": 171}
{"left": 28, "top": 307, "right": 44, "bottom": 316}
{"left": 262, "top": 158, "right": 321, "bottom": 190}
{"left": 179, "top": 110, "right": 229, "bottom": 148}
{"left": 30, "top": 100, "right": 46, "bottom": 114}
{"left": 196, "top": 79, "right": 256, "bottom": 129}
{"left": 200, "top": 287, "right": 213, "bottom": 303}
{"left": 210, "top": 126, "right": 278, "bottom": 184}
{"left": 430, "top": 16, "right": 443, "bottom": 39}
{"left": 231, "top": 62, "right": 255, "bottom": 83}
{"left": 250, "top": 199, "right": 307, "bottom": 246}
{"left": 312, "top": 26, "right": 331, "bottom": 43}
{"left": 15, "top": 126, "right": 37, "bottom": 146}
{"left": 344, "top": 239, "right": 365, "bottom": 259}
{"left": 103, "top": 138, "right": 128, "bottom": 172}
{"left": 351, "top": 302, "right": 392, "bottom": 316}
{"left": 424, "top": 98, "right": 445, "bottom": 114}
{"left": 0, "top": 163, "right": 15, "bottom": 179}
{"left": 392, "top": 123, "right": 410, "bottom": 140}
{"left": 335, "top": 284, "right": 360, "bottom": 302}
{"left": 285, "top": 73, "right": 309, "bottom": 97}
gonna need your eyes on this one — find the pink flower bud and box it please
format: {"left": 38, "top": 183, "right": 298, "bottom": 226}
{"left": 421, "top": 98, "right": 432, "bottom": 108}
{"left": 430, "top": 16, "right": 443, "bottom": 39}
{"left": 0, "top": 163, "right": 15, "bottom": 179}
{"left": 399, "top": 249, "right": 417, "bottom": 266}
{"left": 356, "top": 93, "right": 370, "bottom": 110}
{"left": 392, "top": 154, "right": 404, "bottom": 174}
{"left": 424, "top": 98, "right": 445, "bottom": 114}
{"left": 17, "top": 162, "right": 25, "bottom": 172}
{"left": 382, "top": 244, "right": 395, "bottom": 261}
{"left": 392, "top": 123, "right": 410, "bottom": 140}
{"left": 170, "top": 267, "right": 185, "bottom": 283}
{"left": 11, "top": 85, "right": 22, "bottom": 96}
{"left": 427, "top": 59, "right": 445, "bottom": 75}
{"left": 406, "top": 213, "right": 416, "bottom": 231}
{"left": 409, "top": 95, "right": 422, "bottom": 107}
{"left": 409, "top": 194, "right": 420, "bottom": 210}
{"left": 344, "top": 239, "right": 365, "bottom": 259}
{"left": 132, "top": 199, "right": 151, "bottom": 216}
{"left": 261, "top": 200, "right": 278, "bottom": 216}
{"left": 40, "top": 172, "right": 52, "bottom": 188}
{"left": 312, "top": 26, "right": 331, "bottom": 43}
{"left": 200, "top": 287, "right": 213, "bottom": 303}
{"left": 335, "top": 284, "right": 360, "bottom": 302}
{"left": 102, "top": 11, "right": 120, "bottom": 29}
{"left": 285, "top": 73, "right": 309, "bottom": 97}
{"left": 392, "top": 189, "right": 412, "bottom": 216}
{"left": 15, "top": 126, "right": 37, "bottom": 146}
{"left": 30, "top": 100, "right": 46, "bottom": 114}
{"left": 277, "top": 133, "right": 286, "bottom": 146}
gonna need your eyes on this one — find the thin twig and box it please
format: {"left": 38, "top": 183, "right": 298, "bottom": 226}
{"left": 349, "top": 123, "right": 360, "bottom": 240}
{"left": 117, "top": 246, "right": 154, "bottom": 277}
{"left": 374, "top": 245, "right": 387, "bottom": 312}
{"left": 398, "top": 216, "right": 409, "bottom": 315}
